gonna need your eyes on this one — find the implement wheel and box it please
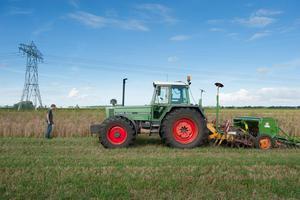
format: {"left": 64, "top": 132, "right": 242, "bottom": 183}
{"left": 99, "top": 116, "right": 136, "bottom": 148}
{"left": 255, "top": 135, "right": 273, "bottom": 150}
{"left": 161, "top": 108, "right": 206, "bottom": 148}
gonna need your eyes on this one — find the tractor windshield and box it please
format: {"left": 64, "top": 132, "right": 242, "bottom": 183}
{"left": 171, "top": 86, "right": 189, "bottom": 104}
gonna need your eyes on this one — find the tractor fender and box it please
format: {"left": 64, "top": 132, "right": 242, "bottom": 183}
{"left": 165, "top": 106, "right": 206, "bottom": 120}
{"left": 114, "top": 115, "right": 138, "bottom": 134}
{"left": 90, "top": 115, "right": 138, "bottom": 135}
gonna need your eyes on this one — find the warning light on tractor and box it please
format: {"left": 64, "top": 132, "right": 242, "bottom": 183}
{"left": 187, "top": 75, "right": 191, "bottom": 85}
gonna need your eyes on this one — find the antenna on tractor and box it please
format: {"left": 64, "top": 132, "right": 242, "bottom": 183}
{"left": 122, "top": 78, "right": 127, "bottom": 106}
{"left": 215, "top": 82, "right": 224, "bottom": 130}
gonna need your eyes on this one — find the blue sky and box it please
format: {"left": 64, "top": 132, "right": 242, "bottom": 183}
{"left": 0, "top": 0, "right": 300, "bottom": 107}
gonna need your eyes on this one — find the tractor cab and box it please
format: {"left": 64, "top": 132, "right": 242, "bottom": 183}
{"left": 151, "top": 81, "right": 191, "bottom": 105}
{"left": 151, "top": 81, "right": 193, "bottom": 120}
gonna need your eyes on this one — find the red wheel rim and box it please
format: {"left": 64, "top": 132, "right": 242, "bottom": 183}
{"left": 107, "top": 126, "right": 127, "bottom": 145}
{"left": 172, "top": 118, "right": 198, "bottom": 144}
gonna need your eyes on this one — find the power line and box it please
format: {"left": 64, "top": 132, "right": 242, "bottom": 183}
{"left": 1, "top": 51, "right": 299, "bottom": 85}
{"left": 42, "top": 57, "right": 300, "bottom": 84}
{"left": 45, "top": 54, "right": 250, "bottom": 77}
{"left": 44, "top": 54, "right": 300, "bottom": 83}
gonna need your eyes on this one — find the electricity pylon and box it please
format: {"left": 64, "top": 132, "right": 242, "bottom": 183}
{"left": 18, "top": 41, "right": 43, "bottom": 110}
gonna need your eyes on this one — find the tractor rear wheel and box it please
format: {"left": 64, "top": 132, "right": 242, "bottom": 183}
{"left": 99, "top": 116, "right": 136, "bottom": 148}
{"left": 255, "top": 135, "right": 273, "bottom": 150}
{"left": 161, "top": 108, "right": 206, "bottom": 148}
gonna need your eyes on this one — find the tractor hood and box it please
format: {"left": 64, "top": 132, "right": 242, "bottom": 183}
{"left": 106, "top": 106, "right": 152, "bottom": 121}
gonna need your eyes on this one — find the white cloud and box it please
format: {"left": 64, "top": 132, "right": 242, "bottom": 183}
{"left": 258, "top": 88, "right": 300, "bottom": 104}
{"left": 249, "top": 31, "right": 271, "bottom": 40}
{"left": 169, "top": 35, "right": 190, "bottom": 41}
{"left": 68, "top": 11, "right": 107, "bottom": 28}
{"left": 68, "top": 4, "right": 176, "bottom": 31}
{"left": 206, "top": 19, "right": 224, "bottom": 25}
{"left": 69, "top": 0, "right": 80, "bottom": 8}
{"left": 234, "top": 8, "right": 282, "bottom": 28}
{"left": 220, "top": 87, "right": 300, "bottom": 106}
{"left": 68, "top": 88, "right": 79, "bottom": 98}
{"left": 68, "top": 11, "right": 148, "bottom": 31}
{"left": 167, "top": 56, "right": 178, "bottom": 62}
{"left": 273, "top": 58, "right": 300, "bottom": 69}
{"left": 256, "top": 67, "right": 270, "bottom": 74}
{"left": 209, "top": 28, "right": 225, "bottom": 32}
{"left": 221, "top": 89, "right": 257, "bottom": 103}
{"left": 234, "top": 16, "right": 275, "bottom": 28}
{"left": 136, "top": 3, "right": 177, "bottom": 24}
{"left": 33, "top": 22, "right": 54, "bottom": 36}
{"left": 227, "top": 32, "right": 239, "bottom": 39}
{"left": 254, "top": 9, "right": 283, "bottom": 16}
{"left": 272, "top": 18, "right": 300, "bottom": 34}
{"left": 254, "top": 57, "right": 300, "bottom": 76}
{"left": 119, "top": 19, "right": 149, "bottom": 31}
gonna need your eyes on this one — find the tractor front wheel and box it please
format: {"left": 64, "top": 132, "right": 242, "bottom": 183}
{"left": 255, "top": 135, "right": 274, "bottom": 150}
{"left": 161, "top": 108, "right": 206, "bottom": 148}
{"left": 99, "top": 117, "right": 136, "bottom": 148}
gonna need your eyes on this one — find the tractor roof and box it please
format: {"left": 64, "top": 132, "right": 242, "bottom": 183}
{"left": 153, "top": 81, "right": 188, "bottom": 87}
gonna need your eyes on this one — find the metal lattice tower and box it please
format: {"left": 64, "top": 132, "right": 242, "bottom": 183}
{"left": 18, "top": 41, "right": 43, "bottom": 110}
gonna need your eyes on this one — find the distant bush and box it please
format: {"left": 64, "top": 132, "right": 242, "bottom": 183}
{"left": 13, "top": 101, "right": 34, "bottom": 110}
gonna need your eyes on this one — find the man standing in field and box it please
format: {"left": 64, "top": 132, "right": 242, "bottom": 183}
{"left": 45, "top": 104, "right": 56, "bottom": 139}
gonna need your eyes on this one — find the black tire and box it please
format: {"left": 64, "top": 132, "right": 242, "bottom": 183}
{"left": 160, "top": 108, "right": 207, "bottom": 148}
{"left": 99, "top": 116, "right": 136, "bottom": 148}
{"left": 159, "top": 130, "right": 165, "bottom": 143}
{"left": 255, "top": 134, "right": 274, "bottom": 150}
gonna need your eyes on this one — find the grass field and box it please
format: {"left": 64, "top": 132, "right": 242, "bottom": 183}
{"left": 0, "top": 108, "right": 299, "bottom": 137}
{"left": 1, "top": 136, "right": 300, "bottom": 199}
{"left": 1, "top": 108, "right": 299, "bottom": 199}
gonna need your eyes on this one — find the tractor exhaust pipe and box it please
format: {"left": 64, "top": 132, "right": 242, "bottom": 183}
{"left": 199, "top": 89, "right": 205, "bottom": 108}
{"left": 122, "top": 78, "right": 127, "bottom": 106}
{"left": 215, "top": 82, "right": 224, "bottom": 130}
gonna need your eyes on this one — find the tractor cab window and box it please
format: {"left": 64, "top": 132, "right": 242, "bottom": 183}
{"left": 154, "top": 86, "right": 169, "bottom": 104}
{"left": 171, "top": 86, "right": 188, "bottom": 104}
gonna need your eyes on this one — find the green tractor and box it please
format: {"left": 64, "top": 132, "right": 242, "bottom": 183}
{"left": 91, "top": 77, "right": 300, "bottom": 149}
{"left": 91, "top": 77, "right": 208, "bottom": 148}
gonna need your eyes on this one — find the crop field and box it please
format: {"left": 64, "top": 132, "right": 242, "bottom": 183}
{"left": 1, "top": 136, "right": 300, "bottom": 199}
{"left": 1, "top": 108, "right": 300, "bottom": 199}
{"left": 0, "top": 108, "right": 299, "bottom": 137}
